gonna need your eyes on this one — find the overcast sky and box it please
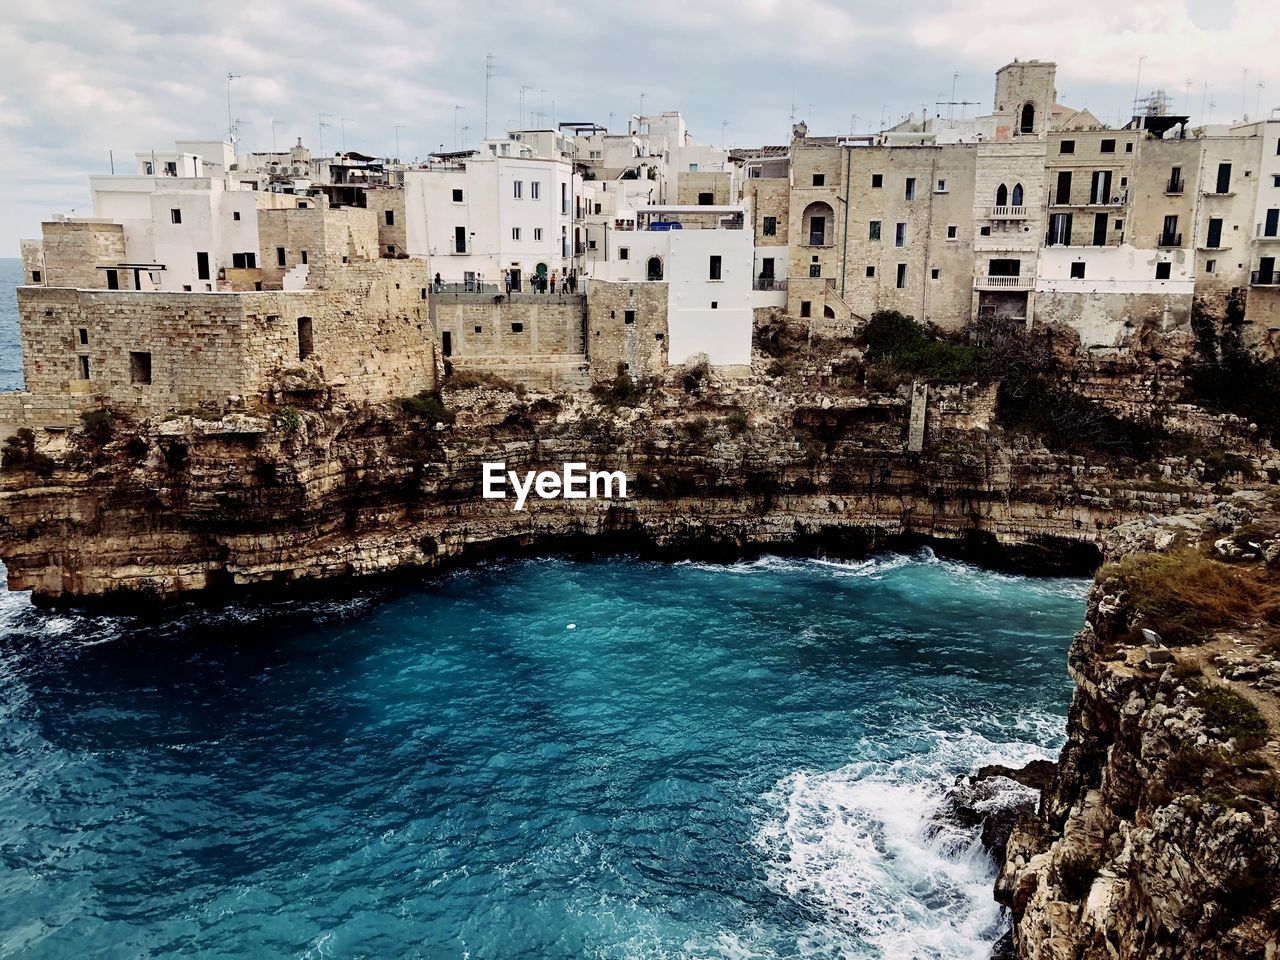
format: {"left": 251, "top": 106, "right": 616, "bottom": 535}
{"left": 2, "top": 0, "right": 1278, "bottom": 253}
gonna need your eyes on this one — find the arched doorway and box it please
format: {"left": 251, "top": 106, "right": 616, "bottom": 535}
{"left": 535, "top": 262, "right": 548, "bottom": 292}
{"left": 802, "top": 201, "right": 835, "bottom": 246}
{"left": 1019, "top": 102, "right": 1035, "bottom": 134}
{"left": 646, "top": 256, "right": 663, "bottom": 281}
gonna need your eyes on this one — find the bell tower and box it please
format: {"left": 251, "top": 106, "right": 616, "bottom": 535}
{"left": 992, "top": 60, "right": 1057, "bottom": 141}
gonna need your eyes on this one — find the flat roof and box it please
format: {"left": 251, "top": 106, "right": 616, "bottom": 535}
{"left": 637, "top": 205, "right": 744, "bottom": 214}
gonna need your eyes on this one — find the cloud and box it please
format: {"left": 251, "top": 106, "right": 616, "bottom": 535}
{"left": 1, "top": 0, "right": 1277, "bottom": 252}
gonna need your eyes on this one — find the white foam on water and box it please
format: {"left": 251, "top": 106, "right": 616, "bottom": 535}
{"left": 752, "top": 727, "right": 1059, "bottom": 959}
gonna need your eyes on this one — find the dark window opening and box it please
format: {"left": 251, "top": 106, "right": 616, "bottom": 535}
{"left": 709, "top": 255, "right": 722, "bottom": 280}
{"left": 895, "top": 222, "right": 906, "bottom": 247}
{"left": 511, "top": 323, "right": 523, "bottom": 333}
{"left": 453, "top": 188, "right": 464, "bottom": 202}
{"left": 233, "top": 211, "right": 241, "bottom": 221}
{"left": 698, "top": 192, "right": 714, "bottom": 205}
{"left": 78, "top": 356, "right": 90, "bottom": 380}
{"left": 865, "top": 265, "right": 875, "bottom": 277}
{"left": 1060, "top": 139, "right": 1075, "bottom": 154}
{"left": 871, "top": 173, "right": 883, "bottom": 188}
{"left": 300, "top": 250, "right": 308, "bottom": 265}
{"left": 1055, "top": 171, "right": 1072, "bottom": 205}
{"left": 930, "top": 268, "right": 940, "bottom": 280}
{"left": 710, "top": 301, "right": 718, "bottom": 309}
{"left": 385, "top": 210, "right": 395, "bottom": 226}
{"left": 196, "top": 252, "right": 210, "bottom": 280}
{"left": 762, "top": 216, "right": 777, "bottom": 236}
{"left": 276, "top": 247, "right": 286, "bottom": 266}
{"left": 78, "top": 328, "right": 88, "bottom": 345}
{"left": 1100, "top": 139, "right": 1116, "bottom": 153}
{"left": 947, "top": 225, "right": 957, "bottom": 239}
{"left": 895, "top": 264, "right": 906, "bottom": 289}
{"left": 441, "top": 331, "right": 452, "bottom": 357}
{"left": 1216, "top": 162, "right": 1232, "bottom": 194}
{"left": 647, "top": 257, "right": 663, "bottom": 281}
{"left": 170, "top": 208, "right": 181, "bottom": 224}
{"left": 904, "top": 177, "right": 916, "bottom": 201}
{"left": 1020, "top": 102, "right": 1035, "bottom": 133}
{"left": 1207, "top": 218, "right": 1223, "bottom": 248}
{"left": 1155, "top": 262, "right": 1172, "bottom": 280}
{"left": 1070, "top": 262, "right": 1086, "bottom": 279}
{"left": 812, "top": 173, "right": 825, "bottom": 187}
{"left": 106, "top": 269, "right": 119, "bottom": 290}
{"left": 297, "top": 316, "right": 314, "bottom": 360}
{"left": 624, "top": 310, "right": 636, "bottom": 324}
{"left": 800, "top": 300, "right": 811, "bottom": 318}
{"left": 31, "top": 270, "right": 41, "bottom": 283}
{"left": 129, "top": 351, "right": 152, "bottom": 385}
{"left": 809, "top": 263, "right": 821, "bottom": 278}
{"left": 869, "top": 220, "right": 881, "bottom": 241}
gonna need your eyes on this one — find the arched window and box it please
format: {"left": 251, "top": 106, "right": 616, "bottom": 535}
{"left": 995, "top": 183, "right": 1008, "bottom": 206}
{"left": 1019, "top": 102, "right": 1035, "bottom": 134}
{"left": 1011, "top": 183, "right": 1024, "bottom": 206}
{"left": 646, "top": 256, "right": 663, "bottom": 281}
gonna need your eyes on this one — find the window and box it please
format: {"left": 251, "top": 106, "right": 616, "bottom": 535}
{"left": 869, "top": 220, "right": 881, "bottom": 241}
{"left": 276, "top": 247, "right": 286, "bottom": 266}
{"left": 297, "top": 317, "right": 314, "bottom": 360}
{"left": 164, "top": 161, "right": 176, "bottom": 175}
{"left": 196, "top": 252, "right": 210, "bottom": 281}
{"left": 1125, "top": 142, "right": 1133, "bottom": 153}
{"left": 78, "top": 328, "right": 88, "bottom": 345}
{"left": 624, "top": 310, "right": 636, "bottom": 324}
{"left": 812, "top": 173, "right": 825, "bottom": 187}
{"left": 1161, "top": 214, "right": 1180, "bottom": 246}
{"left": 1070, "top": 262, "right": 1086, "bottom": 279}
{"left": 1090, "top": 170, "right": 1113, "bottom": 204}
{"left": 759, "top": 257, "right": 774, "bottom": 279}
{"left": 689, "top": 163, "right": 698, "bottom": 172}
{"left": 698, "top": 192, "right": 714, "bottom": 205}
{"left": 894, "top": 222, "right": 906, "bottom": 247}
{"left": 1100, "top": 138, "right": 1116, "bottom": 153}
{"left": 453, "top": 188, "right": 464, "bottom": 202}
{"left": 800, "top": 301, "right": 811, "bottom": 318}
{"left": 511, "top": 323, "right": 523, "bottom": 333}
{"left": 980, "top": 226, "right": 991, "bottom": 236}
{"left": 809, "top": 263, "right": 821, "bottom": 278}
{"left": 561, "top": 182, "right": 568, "bottom": 214}
{"left": 871, "top": 173, "right": 883, "bottom": 188}
{"left": 709, "top": 255, "right": 722, "bottom": 280}
{"left": 1011, "top": 183, "right": 1024, "bottom": 206}
{"left": 1060, "top": 140, "right": 1075, "bottom": 154}
{"left": 513, "top": 180, "right": 523, "bottom": 199}
{"left": 531, "top": 181, "right": 540, "bottom": 200}
{"left": 946, "top": 225, "right": 957, "bottom": 240}
{"left": 1273, "top": 175, "right": 1280, "bottom": 188}
{"left": 382, "top": 210, "right": 394, "bottom": 227}
{"left": 930, "top": 268, "right": 940, "bottom": 280}
{"left": 31, "top": 270, "right": 41, "bottom": 283}
{"left": 710, "top": 301, "right": 718, "bottom": 309}
{"left": 1047, "top": 212, "right": 1073, "bottom": 245}
{"left": 1020, "top": 103, "right": 1035, "bottom": 134}
{"left": 421, "top": 288, "right": 427, "bottom": 300}
{"left": 996, "top": 183, "right": 1009, "bottom": 206}
{"left": 905, "top": 177, "right": 916, "bottom": 200}
{"left": 1216, "top": 162, "right": 1232, "bottom": 194}
{"left": 300, "top": 250, "right": 308, "bottom": 265}
{"left": 1155, "top": 261, "right": 1172, "bottom": 280}
{"left": 763, "top": 216, "right": 777, "bottom": 236}
{"left": 78, "top": 356, "right": 90, "bottom": 380}
{"left": 895, "top": 264, "right": 906, "bottom": 289}
{"left": 474, "top": 326, "right": 482, "bottom": 333}
{"left": 936, "top": 179, "right": 946, "bottom": 193}
{"left": 170, "top": 208, "right": 181, "bottom": 224}
{"left": 512, "top": 227, "right": 521, "bottom": 241}
{"left": 233, "top": 211, "right": 241, "bottom": 221}
{"left": 106, "top": 269, "right": 119, "bottom": 290}
{"left": 1055, "top": 171, "right": 1072, "bottom": 205}
{"left": 454, "top": 227, "right": 466, "bottom": 253}
{"left": 232, "top": 252, "right": 247, "bottom": 269}
{"left": 865, "top": 265, "right": 875, "bottom": 277}
{"left": 619, "top": 247, "right": 629, "bottom": 261}
{"left": 129, "top": 351, "right": 152, "bottom": 385}
{"left": 1264, "top": 209, "right": 1280, "bottom": 238}
{"left": 1206, "top": 259, "right": 1217, "bottom": 273}
{"left": 534, "top": 227, "right": 543, "bottom": 241}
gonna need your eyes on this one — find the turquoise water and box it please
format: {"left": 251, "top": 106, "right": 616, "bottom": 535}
{"left": 0, "top": 258, "right": 21, "bottom": 391}
{"left": 0, "top": 553, "right": 1087, "bottom": 959}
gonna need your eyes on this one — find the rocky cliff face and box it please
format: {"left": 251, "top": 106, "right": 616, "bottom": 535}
{"left": 0, "top": 363, "right": 1250, "bottom": 602}
{"left": 997, "top": 501, "right": 1280, "bottom": 959}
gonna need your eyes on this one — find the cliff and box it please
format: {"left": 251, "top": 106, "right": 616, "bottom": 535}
{"left": 997, "top": 500, "right": 1280, "bottom": 958}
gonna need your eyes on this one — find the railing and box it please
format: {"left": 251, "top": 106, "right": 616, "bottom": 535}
{"left": 753, "top": 278, "right": 788, "bottom": 291}
{"left": 990, "top": 205, "right": 1027, "bottom": 219}
{"left": 1251, "top": 270, "right": 1280, "bottom": 286}
{"left": 804, "top": 237, "right": 832, "bottom": 247}
{"left": 1158, "top": 233, "right": 1183, "bottom": 247}
{"left": 1166, "top": 179, "right": 1184, "bottom": 194}
{"left": 974, "top": 275, "right": 1034, "bottom": 290}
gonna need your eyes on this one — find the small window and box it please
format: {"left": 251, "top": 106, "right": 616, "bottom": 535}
{"left": 1115, "top": 219, "right": 1123, "bottom": 230}
{"left": 812, "top": 173, "right": 825, "bottom": 187}
{"left": 129, "top": 351, "right": 152, "bottom": 385}
{"left": 106, "top": 269, "right": 119, "bottom": 290}
{"left": 895, "top": 223, "right": 906, "bottom": 247}
{"left": 763, "top": 216, "right": 777, "bottom": 236}
{"left": 1100, "top": 139, "right": 1116, "bottom": 153}
{"left": 531, "top": 181, "right": 540, "bottom": 200}
{"left": 865, "top": 265, "right": 875, "bottom": 277}
{"left": 297, "top": 317, "right": 314, "bottom": 360}
{"left": 698, "top": 192, "right": 714, "bottom": 205}
{"left": 387, "top": 245, "right": 396, "bottom": 254}
{"left": 1070, "top": 262, "right": 1086, "bottom": 279}
{"left": 930, "top": 268, "right": 940, "bottom": 280}
{"left": 709, "top": 255, "right": 722, "bottom": 280}
{"left": 452, "top": 188, "right": 464, "bottom": 202}
{"left": 78, "top": 356, "right": 90, "bottom": 380}
{"left": 895, "top": 263, "right": 906, "bottom": 289}
{"left": 78, "top": 328, "right": 88, "bottom": 345}
{"left": 1273, "top": 175, "right": 1280, "bottom": 188}
{"left": 276, "top": 247, "right": 286, "bottom": 266}
{"left": 869, "top": 220, "right": 881, "bottom": 241}
{"left": 197, "top": 252, "right": 211, "bottom": 280}
{"left": 512, "top": 227, "right": 521, "bottom": 241}
{"left": 800, "top": 301, "right": 811, "bottom": 318}
{"left": 32, "top": 270, "right": 42, "bottom": 283}
{"left": 1060, "top": 140, "right": 1075, "bottom": 154}
{"left": 871, "top": 173, "right": 883, "bottom": 188}
{"left": 513, "top": 180, "right": 523, "bottom": 199}
{"left": 624, "top": 310, "right": 636, "bottom": 324}
{"left": 1206, "top": 259, "right": 1217, "bottom": 273}
{"left": 809, "top": 263, "right": 821, "bottom": 278}
{"left": 936, "top": 179, "right": 946, "bottom": 193}
{"left": 1155, "top": 262, "right": 1172, "bottom": 280}
{"left": 905, "top": 177, "right": 916, "bottom": 200}
{"left": 1125, "top": 142, "right": 1134, "bottom": 153}
{"left": 474, "top": 326, "right": 482, "bottom": 333}
{"left": 170, "top": 208, "right": 182, "bottom": 224}
{"left": 946, "top": 225, "right": 957, "bottom": 239}
{"left": 534, "top": 228, "right": 543, "bottom": 241}
{"left": 301, "top": 250, "right": 308, "bottom": 265}
{"left": 511, "top": 322, "right": 524, "bottom": 333}
{"left": 619, "top": 247, "right": 629, "bottom": 261}
{"left": 233, "top": 211, "right": 241, "bottom": 221}
{"left": 710, "top": 301, "right": 718, "bottom": 309}
{"left": 385, "top": 210, "right": 395, "bottom": 226}
{"left": 421, "top": 288, "right": 427, "bottom": 300}
{"left": 980, "top": 226, "right": 991, "bottom": 236}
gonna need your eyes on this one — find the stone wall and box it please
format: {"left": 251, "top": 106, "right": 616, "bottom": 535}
{"left": 39, "top": 221, "right": 128, "bottom": 290}
{"left": 257, "top": 202, "right": 379, "bottom": 289}
{"left": 676, "top": 171, "right": 732, "bottom": 206}
{"left": 1035, "top": 290, "right": 1194, "bottom": 348}
{"left": 744, "top": 177, "right": 789, "bottom": 249}
{"left": 586, "top": 279, "right": 668, "bottom": 381}
{"left": 433, "top": 293, "right": 586, "bottom": 361}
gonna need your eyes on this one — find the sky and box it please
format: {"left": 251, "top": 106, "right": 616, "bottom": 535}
{"left": 1, "top": 0, "right": 1278, "bottom": 253}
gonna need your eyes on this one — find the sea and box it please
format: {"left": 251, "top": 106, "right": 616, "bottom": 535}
{"left": 0, "top": 258, "right": 22, "bottom": 391}
{"left": 0, "top": 551, "right": 1088, "bottom": 959}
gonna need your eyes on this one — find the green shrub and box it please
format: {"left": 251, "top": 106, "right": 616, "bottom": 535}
{"left": 273, "top": 405, "right": 301, "bottom": 436}
{"left": 1195, "top": 687, "right": 1268, "bottom": 743}
{"left": 1102, "top": 549, "right": 1264, "bottom": 645}
{"left": 80, "top": 409, "right": 115, "bottom": 445}
{"left": 860, "top": 310, "right": 990, "bottom": 383}
{"left": 399, "top": 392, "right": 455, "bottom": 425}
{"left": 590, "top": 364, "right": 649, "bottom": 409}
{"left": 445, "top": 368, "right": 518, "bottom": 392}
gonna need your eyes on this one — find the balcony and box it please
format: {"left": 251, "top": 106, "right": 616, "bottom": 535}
{"left": 1252, "top": 270, "right": 1280, "bottom": 286}
{"left": 1158, "top": 233, "right": 1183, "bottom": 247}
{"left": 1165, "top": 179, "right": 1185, "bottom": 195}
{"left": 990, "top": 205, "right": 1027, "bottom": 220}
{"left": 753, "top": 277, "right": 788, "bottom": 291}
{"left": 974, "top": 275, "right": 1034, "bottom": 290}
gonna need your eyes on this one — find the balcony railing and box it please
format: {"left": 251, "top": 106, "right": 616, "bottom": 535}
{"left": 1158, "top": 233, "right": 1183, "bottom": 247}
{"left": 974, "top": 275, "right": 1034, "bottom": 290}
{"left": 1166, "top": 179, "right": 1185, "bottom": 194}
{"left": 1251, "top": 270, "right": 1280, "bottom": 286}
{"left": 753, "top": 277, "right": 788, "bottom": 291}
{"left": 990, "top": 205, "right": 1027, "bottom": 219}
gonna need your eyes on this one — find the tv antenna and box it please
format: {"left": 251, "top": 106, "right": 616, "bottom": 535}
{"left": 484, "top": 54, "right": 496, "bottom": 139}
{"left": 225, "top": 72, "right": 241, "bottom": 143}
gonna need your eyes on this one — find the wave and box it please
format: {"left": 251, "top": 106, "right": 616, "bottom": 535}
{"left": 752, "top": 726, "right": 1059, "bottom": 959}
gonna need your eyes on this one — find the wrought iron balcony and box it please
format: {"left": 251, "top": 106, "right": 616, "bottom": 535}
{"left": 1251, "top": 270, "right": 1280, "bottom": 286}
